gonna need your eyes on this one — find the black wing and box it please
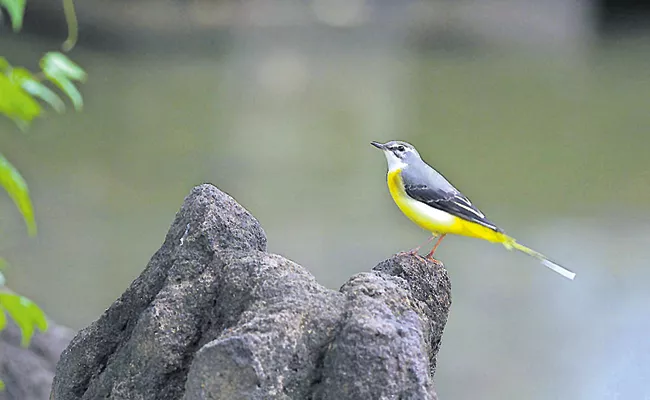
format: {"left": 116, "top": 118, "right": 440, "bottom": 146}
{"left": 404, "top": 183, "right": 503, "bottom": 232}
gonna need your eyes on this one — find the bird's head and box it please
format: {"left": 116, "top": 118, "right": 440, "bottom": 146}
{"left": 371, "top": 140, "right": 421, "bottom": 171}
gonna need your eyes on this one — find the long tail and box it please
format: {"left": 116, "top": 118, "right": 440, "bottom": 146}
{"left": 502, "top": 236, "right": 576, "bottom": 280}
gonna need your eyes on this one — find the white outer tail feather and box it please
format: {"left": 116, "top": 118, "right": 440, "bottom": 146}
{"left": 540, "top": 259, "right": 576, "bottom": 280}
{"left": 506, "top": 239, "right": 576, "bottom": 280}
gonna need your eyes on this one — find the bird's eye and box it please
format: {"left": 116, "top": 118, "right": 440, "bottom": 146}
{"left": 397, "top": 145, "right": 405, "bottom": 152}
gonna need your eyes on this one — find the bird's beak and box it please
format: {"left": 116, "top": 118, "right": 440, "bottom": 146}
{"left": 371, "top": 141, "right": 385, "bottom": 150}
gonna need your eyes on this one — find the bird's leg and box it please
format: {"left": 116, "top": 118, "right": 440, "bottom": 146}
{"left": 398, "top": 234, "right": 437, "bottom": 256}
{"left": 425, "top": 234, "right": 447, "bottom": 262}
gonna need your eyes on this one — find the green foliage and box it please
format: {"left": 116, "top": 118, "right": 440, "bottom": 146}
{"left": 0, "top": 72, "right": 40, "bottom": 130}
{"left": 0, "top": 0, "right": 26, "bottom": 32}
{"left": 0, "top": 54, "right": 86, "bottom": 129}
{"left": 0, "top": 0, "right": 85, "bottom": 390}
{"left": 0, "top": 291, "right": 48, "bottom": 346}
{"left": 0, "top": 154, "right": 37, "bottom": 236}
{"left": 41, "top": 52, "right": 87, "bottom": 110}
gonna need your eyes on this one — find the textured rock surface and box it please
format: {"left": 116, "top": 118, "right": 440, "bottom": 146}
{"left": 0, "top": 319, "right": 74, "bottom": 400}
{"left": 52, "top": 184, "right": 452, "bottom": 400}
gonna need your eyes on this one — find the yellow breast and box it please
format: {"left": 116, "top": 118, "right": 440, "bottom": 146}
{"left": 387, "top": 169, "right": 456, "bottom": 234}
{"left": 386, "top": 169, "right": 503, "bottom": 242}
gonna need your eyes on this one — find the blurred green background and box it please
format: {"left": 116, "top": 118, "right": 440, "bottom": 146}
{"left": 2, "top": 0, "right": 650, "bottom": 399}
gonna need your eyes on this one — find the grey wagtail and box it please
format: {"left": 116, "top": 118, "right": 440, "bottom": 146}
{"left": 372, "top": 140, "right": 576, "bottom": 280}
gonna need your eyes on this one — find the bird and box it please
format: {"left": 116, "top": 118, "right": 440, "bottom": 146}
{"left": 371, "top": 140, "right": 576, "bottom": 280}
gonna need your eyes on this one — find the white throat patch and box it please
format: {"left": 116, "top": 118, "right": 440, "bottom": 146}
{"left": 383, "top": 151, "right": 407, "bottom": 171}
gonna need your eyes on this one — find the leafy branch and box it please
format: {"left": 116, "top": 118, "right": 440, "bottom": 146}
{"left": 1, "top": 0, "right": 86, "bottom": 128}
{"left": 0, "top": 0, "right": 87, "bottom": 389}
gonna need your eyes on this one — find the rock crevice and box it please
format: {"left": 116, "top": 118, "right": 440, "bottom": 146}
{"left": 52, "top": 184, "right": 452, "bottom": 400}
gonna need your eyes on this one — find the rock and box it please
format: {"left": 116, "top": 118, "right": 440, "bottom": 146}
{"left": 51, "top": 184, "right": 452, "bottom": 400}
{"left": 0, "top": 319, "right": 74, "bottom": 400}
{"left": 314, "top": 257, "right": 451, "bottom": 400}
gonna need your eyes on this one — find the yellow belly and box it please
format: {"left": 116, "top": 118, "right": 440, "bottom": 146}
{"left": 387, "top": 169, "right": 503, "bottom": 243}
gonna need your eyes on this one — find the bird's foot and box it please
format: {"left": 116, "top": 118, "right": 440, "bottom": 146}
{"left": 423, "top": 234, "right": 446, "bottom": 264}
{"left": 425, "top": 254, "right": 443, "bottom": 265}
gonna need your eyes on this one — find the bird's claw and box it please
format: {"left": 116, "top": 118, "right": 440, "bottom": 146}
{"left": 425, "top": 255, "right": 442, "bottom": 265}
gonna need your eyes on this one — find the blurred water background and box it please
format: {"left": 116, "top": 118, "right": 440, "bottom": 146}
{"left": 1, "top": 0, "right": 650, "bottom": 398}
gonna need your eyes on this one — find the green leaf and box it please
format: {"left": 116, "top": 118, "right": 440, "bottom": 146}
{"left": 40, "top": 52, "right": 86, "bottom": 111}
{"left": 40, "top": 52, "right": 87, "bottom": 82}
{"left": 0, "top": 73, "right": 41, "bottom": 126}
{"left": 22, "top": 82, "right": 66, "bottom": 114}
{"left": 0, "top": 292, "right": 48, "bottom": 347}
{"left": 0, "top": 0, "right": 26, "bottom": 32}
{"left": 45, "top": 75, "right": 83, "bottom": 111}
{"left": 21, "top": 296, "right": 48, "bottom": 331}
{"left": 0, "top": 305, "right": 5, "bottom": 331}
{"left": 0, "top": 378, "right": 4, "bottom": 390}
{"left": 0, "top": 153, "right": 37, "bottom": 236}
{"left": 10, "top": 67, "right": 66, "bottom": 113}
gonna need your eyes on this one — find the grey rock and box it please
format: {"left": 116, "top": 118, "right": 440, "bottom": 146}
{"left": 52, "top": 184, "right": 452, "bottom": 400}
{"left": 0, "top": 319, "right": 74, "bottom": 400}
{"left": 314, "top": 257, "right": 451, "bottom": 400}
